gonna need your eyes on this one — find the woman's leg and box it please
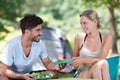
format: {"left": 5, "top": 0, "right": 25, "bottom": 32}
{"left": 91, "top": 61, "right": 103, "bottom": 80}
{"left": 100, "top": 60, "right": 110, "bottom": 80}
{"left": 78, "top": 69, "right": 92, "bottom": 78}
{"left": 78, "top": 66, "right": 102, "bottom": 79}
{"left": 77, "top": 60, "right": 110, "bottom": 80}
{"left": 91, "top": 60, "right": 110, "bottom": 80}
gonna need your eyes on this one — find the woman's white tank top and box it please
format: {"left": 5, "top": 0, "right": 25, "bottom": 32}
{"left": 77, "top": 33, "right": 103, "bottom": 72}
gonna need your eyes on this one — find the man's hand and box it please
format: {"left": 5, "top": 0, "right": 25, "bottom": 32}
{"left": 23, "top": 73, "right": 34, "bottom": 80}
{"left": 55, "top": 64, "right": 66, "bottom": 71}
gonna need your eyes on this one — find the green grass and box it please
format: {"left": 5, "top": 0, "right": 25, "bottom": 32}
{"left": 58, "top": 71, "right": 74, "bottom": 78}
{"left": 57, "top": 71, "right": 95, "bottom": 80}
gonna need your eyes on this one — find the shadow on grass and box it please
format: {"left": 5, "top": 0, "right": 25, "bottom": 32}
{"left": 58, "top": 71, "right": 74, "bottom": 78}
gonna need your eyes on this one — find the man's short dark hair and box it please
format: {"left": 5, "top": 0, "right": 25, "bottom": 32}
{"left": 19, "top": 14, "right": 43, "bottom": 34}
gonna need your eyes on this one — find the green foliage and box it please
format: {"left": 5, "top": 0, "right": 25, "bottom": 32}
{"left": 115, "top": 11, "right": 120, "bottom": 39}
{"left": 81, "top": 0, "right": 120, "bottom": 8}
{"left": 0, "top": 29, "right": 21, "bottom": 54}
{"left": 23, "top": 0, "right": 116, "bottom": 43}
{"left": 0, "top": 0, "right": 25, "bottom": 40}
{"left": 0, "top": 0, "right": 120, "bottom": 54}
{"left": 0, "top": 0, "right": 25, "bottom": 21}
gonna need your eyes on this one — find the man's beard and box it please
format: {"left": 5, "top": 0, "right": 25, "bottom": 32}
{"left": 33, "top": 36, "right": 40, "bottom": 42}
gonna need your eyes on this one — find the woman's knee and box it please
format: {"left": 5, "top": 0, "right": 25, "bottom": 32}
{"left": 95, "top": 59, "right": 109, "bottom": 69}
{"left": 98, "top": 60, "right": 108, "bottom": 67}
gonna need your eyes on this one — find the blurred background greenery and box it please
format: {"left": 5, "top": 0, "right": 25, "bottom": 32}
{"left": 0, "top": 0, "right": 120, "bottom": 55}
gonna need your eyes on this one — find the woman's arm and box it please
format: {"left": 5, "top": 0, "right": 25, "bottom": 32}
{"left": 100, "top": 33, "right": 113, "bottom": 58}
{"left": 73, "top": 34, "right": 83, "bottom": 57}
{"left": 70, "top": 57, "right": 101, "bottom": 67}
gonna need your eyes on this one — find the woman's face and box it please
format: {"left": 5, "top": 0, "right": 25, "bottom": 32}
{"left": 80, "top": 16, "right": 97, "bottom": 34}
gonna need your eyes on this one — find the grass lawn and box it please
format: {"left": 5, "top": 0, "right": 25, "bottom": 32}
{"left": 57, "top": 71, "right": 95, "bottom": 80}
{"left": 57, "top": 71, "right": 74, "bottom": 79}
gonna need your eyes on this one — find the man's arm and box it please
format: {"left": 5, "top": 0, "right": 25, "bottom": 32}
{"left": 41, "top": 57, "right": 57, "bottom": 70}
{"left": 42, "top": 57, "right": 66, "bottom": 71}
{"left": 1, "top": 63, "right": 33, "bottom": 80}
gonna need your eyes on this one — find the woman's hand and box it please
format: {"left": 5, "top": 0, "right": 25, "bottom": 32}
{"left": 69, "top": 57, "right": 84, "bottom": 67}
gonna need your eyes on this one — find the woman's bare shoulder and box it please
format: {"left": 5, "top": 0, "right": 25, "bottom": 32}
{"left": 101, "top": 32, "right": 112, "bottom": 42}
{"left": 75, "top": 33, "right": 85, "bottom": 41}
{"left": 101, "top": 32, "right": 112, "bottom": 38}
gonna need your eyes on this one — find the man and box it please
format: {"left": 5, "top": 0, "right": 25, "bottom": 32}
{"left": 0, "top": 14, "right": 65, "bottom": 80}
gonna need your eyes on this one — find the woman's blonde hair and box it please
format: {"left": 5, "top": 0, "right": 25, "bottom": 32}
{"left": 80, "top": 9, "right": 101, "bottom": 29}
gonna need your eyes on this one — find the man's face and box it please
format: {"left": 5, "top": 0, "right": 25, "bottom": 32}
{"left": 29, "top": 24, "right": 42, "bottom": 42}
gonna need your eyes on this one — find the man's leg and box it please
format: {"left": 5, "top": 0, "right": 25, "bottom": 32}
{"left": 0, "top": 75, "right": 9, "bottom": 80}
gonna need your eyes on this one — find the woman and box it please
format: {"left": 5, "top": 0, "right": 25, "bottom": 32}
{"left": 70, "top": 9, "right": 112, "bottom": 80}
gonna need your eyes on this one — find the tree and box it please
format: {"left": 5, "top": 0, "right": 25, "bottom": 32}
{"left": 22, "top": 0, "right": 120, "bottom": 53}
{"left": 81, "top": 0, "right": 120, "bottom": 54}
{"left": 0, "top": 0, "right": 25, "bottom": 39}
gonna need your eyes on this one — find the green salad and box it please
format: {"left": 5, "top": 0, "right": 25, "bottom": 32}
{"left": 32, "top": 71, "right": 50, "bottom": 78}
